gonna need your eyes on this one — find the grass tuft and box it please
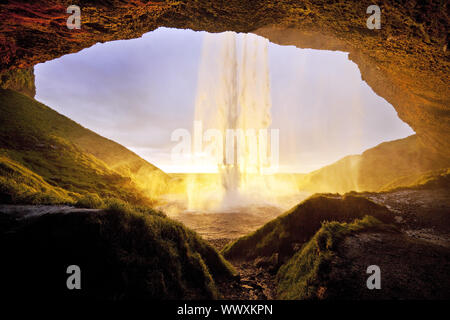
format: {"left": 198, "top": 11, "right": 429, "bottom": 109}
{"left": 276, "top": 216, "right": 397, "bottom": 299}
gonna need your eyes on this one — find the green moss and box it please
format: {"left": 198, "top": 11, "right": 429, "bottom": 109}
{"left": 222, "top": 194, "right": 395, "bottom": 263}
{"left": 0, "top": 68, "right": 35, "bottom": 97}
{"left": 0, "top": 202, "right": 236, "bottom": 299}
{"left": 0, "top": 155, "right": 75, "bottom": 204}
{"left": 381, "top": 168, "right": 450, "bottom": 191}
{"left": 296, "top": 135, "right": 449, "bottom": 193}
{"left": 0, "top": 89, "right": 169, "bottom": 205}
{"left": 276, "top": 216, "right": 396, "bottom": 300}
{"left": 75, "top": 193, "right": 104, "bottom": 209}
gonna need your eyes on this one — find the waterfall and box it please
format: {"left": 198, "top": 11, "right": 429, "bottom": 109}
{"left": 189, "top": 32, "right": 273, "bottom": 210}
{"left": 183, "top": 31, "right": 295, "bottom": 212}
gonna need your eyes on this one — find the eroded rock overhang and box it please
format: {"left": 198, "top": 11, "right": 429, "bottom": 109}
{"left": 0, "top": 0, "right": 448, "bottom": 157}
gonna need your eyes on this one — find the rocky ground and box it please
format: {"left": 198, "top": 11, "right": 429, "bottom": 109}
{"left": 0, "top": 204, "right": 100, "bottom": 220}
{"left": 326, "top": 231, "right": 450, "bottom": 299}
{"left": 366, "top": 188, "right": 450, "bottom": 246}
{"left": 217, "top": 260, "right": 277, "bottom": 300}
{"left": 170, "top": 207, "right": 284, "bottom": 241}
{"left": 208, "top": 238, "right": 277, "bottom": 300}
{"left": 208, "top": 187, "right": 450, "bottom": 300}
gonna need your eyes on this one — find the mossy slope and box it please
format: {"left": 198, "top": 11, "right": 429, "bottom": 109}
{"left": 297, "top": 135, "right": 450, "bottom": 194}
{"left": 222, "top": 195, "right": 395, "bottom": 263}
{"left": 277, "top": 216, "right": 450, "bottom": 300}
{"left": 0, "top": 89, "right": 169, "bottom": 205}
{"left": 276, "top": 216, "right": 393, "bottom": 299}
{"left": 0, "top": 202, "right": 236, "bottom": 300}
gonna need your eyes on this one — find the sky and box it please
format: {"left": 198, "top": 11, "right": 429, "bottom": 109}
{"left": 35, "top": 27, "right": 414, "bottom": 173}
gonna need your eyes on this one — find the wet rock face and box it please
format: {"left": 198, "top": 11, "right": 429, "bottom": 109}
{"left": 1, "top": 0, "right": 448, "bottom": 154}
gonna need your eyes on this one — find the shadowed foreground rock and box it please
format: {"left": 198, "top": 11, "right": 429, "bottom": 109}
{"left": 326, "top": 231, "right": 450, "bottom": 300}
{"left": 277, "top": 222, "right": 450, "bottom": 300}
{"left": 0, "top": 206, "right": 236, "bottom": 300}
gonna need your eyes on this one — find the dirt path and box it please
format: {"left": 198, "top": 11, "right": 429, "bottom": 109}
{"left": 207, "top": 238, "right": 277, "bottom": 300}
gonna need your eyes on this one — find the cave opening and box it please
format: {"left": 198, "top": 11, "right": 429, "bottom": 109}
{"left": 33, "top": 27, "right": 415, "bottom": 238}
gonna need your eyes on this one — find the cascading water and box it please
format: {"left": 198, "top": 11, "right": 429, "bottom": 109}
{"left": 187, "top": 32, "right": 275, "bottom": 211}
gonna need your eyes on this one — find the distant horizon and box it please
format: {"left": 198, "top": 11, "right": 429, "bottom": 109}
{"left": 131, "top": 133, "right": 416, "bottom": 175}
